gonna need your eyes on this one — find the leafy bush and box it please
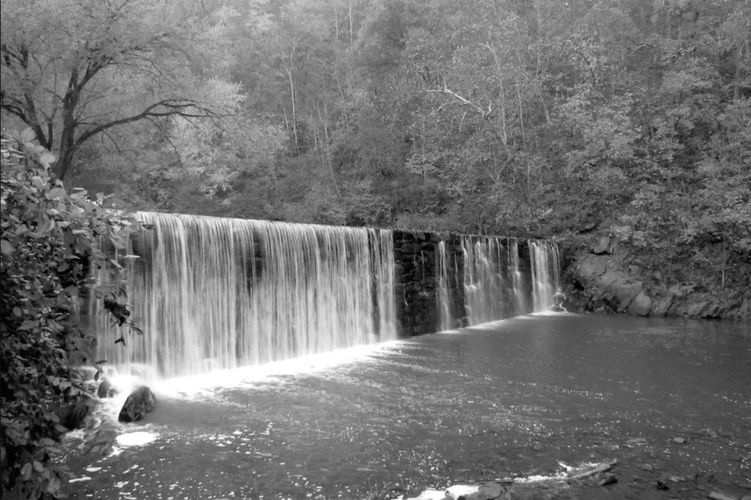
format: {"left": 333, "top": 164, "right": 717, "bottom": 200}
{"left": 0, "top": 131, "right": 139, "bottom": 498}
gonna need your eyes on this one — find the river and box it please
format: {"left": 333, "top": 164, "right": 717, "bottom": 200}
{"left": 62, "top": 313, "right": 751, "bottom": 499}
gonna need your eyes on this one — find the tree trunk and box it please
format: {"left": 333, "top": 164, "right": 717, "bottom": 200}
{"left": 55, "top": 71, "right": 82, "bottom": 180}
{"left": 348, "top": 0, "right": 354, "bottom": 45}
{"left": 286, "top": 66, "right": 299, "bottom": 154}
{"left": 515, "top": 75, "right": 525, "bottom": 147}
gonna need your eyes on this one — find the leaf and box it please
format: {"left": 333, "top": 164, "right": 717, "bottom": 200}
{"left": 46, "top": 475, "right": 61, "bottom": 494}
{"left": 21, "top": 462, "right": 32, "bottom": 480}
{"left": 0, "top": 239, "right": 13, "bottom": 256}
{"left": 39, "top": 152, "right": 57, "bottom": 166}
{"left": 47, "top": 187, "right": 66, "bottom": 200}
{"left": 34, "top": 219, "right": 54, "bottom": 236}
{"left": 20, "top": 127, "right": 36, "bottom": 143}
{"left": 18, "top": 320, "right": 39, "bottom": 331}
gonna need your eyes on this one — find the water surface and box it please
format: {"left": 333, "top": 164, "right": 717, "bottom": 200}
{"left": 63, "top": 314, "right": 751, "bottom": 499}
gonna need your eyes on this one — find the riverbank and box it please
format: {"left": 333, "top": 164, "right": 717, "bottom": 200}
{"left": 559, "top": 229, "right": 751, "bottom": 320}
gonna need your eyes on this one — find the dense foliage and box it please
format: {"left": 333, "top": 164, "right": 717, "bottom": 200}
{"left": 0, "top": 132, "right": 138, "bottom": 498}
{"left": 1, "top": 0, "right": 749, "bottom": 295}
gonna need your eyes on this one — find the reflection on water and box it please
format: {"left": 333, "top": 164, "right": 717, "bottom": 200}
{"left": 63, "top": 314, "right": 751, "bottom": 499}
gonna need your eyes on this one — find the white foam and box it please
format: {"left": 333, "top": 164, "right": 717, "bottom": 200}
{"left": 155, "top": 340, "right": 405, "bottom": 398}
{"left": 116, "top": 431, "right": 158, "bottom": 447}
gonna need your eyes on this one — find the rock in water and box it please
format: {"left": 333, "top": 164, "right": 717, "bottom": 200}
{"left": 598, "top": 473, "right": 618, "bottom": 486}
{"left": 57, "top": 396, "right": 92, "bottom": 430}
{"left": 627, "top": 291, "right": 652, "bottom": 316}
{"left": 708, "top": 492, "right": 738, "bottom": 500}
{"left": 118, "top": 386, "right": 156, "bottom": 423}
{"left": 445, "top": 482, "right": 503, "bottom": 500}
{"left": 96, "top": 378, "right": 117, "bottom": 398}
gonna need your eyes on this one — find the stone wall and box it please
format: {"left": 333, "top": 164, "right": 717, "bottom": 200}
{"left": 392, "top": 230, "right": 535, "bottom": 337}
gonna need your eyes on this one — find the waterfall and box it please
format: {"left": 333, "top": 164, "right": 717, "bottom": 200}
{"left": 92, "top": 212, "right": 397, "bottom": 379}
{"left": 508, "top": 239, "right": 526, "bottom": 316}
{"left": 436, "top": 241, "right": 453, "bottom": 331}
{"left": 528, "top": 240, "right": 561, "bottom": 312}
{"left": 461, "top": 236, "right": 506, "bottom": 325}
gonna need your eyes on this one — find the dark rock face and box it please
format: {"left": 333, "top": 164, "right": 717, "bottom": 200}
{"left": 392, "top": 231, "right": 537, "bottom": 336}
{"left": 572, "top": 259, "right": 649, "bottom": 314}
{"left": 566, "top": 244, "right": 751, "bottom": 320}
{"left": 96, "top": 378, "right": 117, "bottom": 398}
{"left": 627, "top": 291, "right": 652, "bottom": 316}
{"left": 118, "top": 386, "right": 156, "bottom": 423}
{"left": 591, "top": 235, "right": 612, "bottom": 255}
{"left": 57, "top": 396, "right": 92, "bottom": 430}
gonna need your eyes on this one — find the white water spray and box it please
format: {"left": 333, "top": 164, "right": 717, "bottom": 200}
{"left": 92, "top": 212, "right": 396, "bottom": 379}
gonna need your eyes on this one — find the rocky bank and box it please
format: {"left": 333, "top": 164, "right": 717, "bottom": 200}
{"left": 560, "top": 231, "right": 751, "bottom": 320}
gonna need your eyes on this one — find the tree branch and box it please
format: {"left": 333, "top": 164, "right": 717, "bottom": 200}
{"left": 74, "top": 99, "right": 218, "bottom": 149}
{"left": 427, "top": 84, "right": 493, "bottom": 118}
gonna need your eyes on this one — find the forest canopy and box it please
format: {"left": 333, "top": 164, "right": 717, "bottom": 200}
{"left": 2, "top": 0, "right": 750, "bottom": 286}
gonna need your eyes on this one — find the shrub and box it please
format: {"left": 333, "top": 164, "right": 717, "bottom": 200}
{"left": 1, "top": 130, "right": 138, "bottom": 498}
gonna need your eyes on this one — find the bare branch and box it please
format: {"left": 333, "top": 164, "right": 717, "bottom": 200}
{"left": 427, "top": 84, "right": 493, "bottom": 118}
{"left": 74, "top": 99, "right": 219, "bottom": 148}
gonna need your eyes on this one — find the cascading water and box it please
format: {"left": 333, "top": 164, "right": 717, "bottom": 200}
{"left": 507, "top": 239, "right": 527, "bottom": 316}
{"left": 436, "top": 241, "right": 453, "bottom": 331}
{"left": 528, "top": 240, "right": 561, "bottom": 312}
{"left": 92, "top": 212, "right": 396, "bottom": 379}
{"left": 461, "top": 236, "right": 507, "bottom": 325}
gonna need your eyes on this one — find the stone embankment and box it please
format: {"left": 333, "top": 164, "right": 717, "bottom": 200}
{"left": 561, "top": 233, "right": 751, "bottom": 320}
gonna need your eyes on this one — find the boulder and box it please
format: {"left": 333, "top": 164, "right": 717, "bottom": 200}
{"left": 57, "top": 396, "right": 92, "bottom": 430}
{"left": 592, "top": 236, "right": 612, "bottom": 255}
{"left": 700, "top": 302, "right": 721, "bottom": 319}
{"left": 96, "top": 378, "right": 117, "bottom": 398}
{"left": 408, "top": 482, "right": 504, "bottom": 500}
{"left": 598, "top": 473, "right": 617, "bottom": 486}
{"left": 445, "top": 482, "right": 503, "bottom": 500}
{"left": 628, "top": 291, "right": 652, "bottom": 316}
{"left": 687, "top": 301, "right": 710, "bottom": 317}
{"left": 651, "top": 293, "right": 674, "bottom": 316}
{"left": 575, "top": 259, "right": 607, "bottom": 283}
{"left": 740, "top": 297, "right": 751, "bottom": 316}
{"left": 407, "top": 490, "right": 449, "bottom": 500}
{"left": 598, "top": 272, "right": 642, "bottom": 311}
{"left": 708, "top": 492, "right": 737, "bottom": 500}
{"left": 118, "top": 386, "right": 156, "bottom": 423}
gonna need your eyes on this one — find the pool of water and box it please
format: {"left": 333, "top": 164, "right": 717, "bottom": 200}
{"left": 62, "top": 314, "right": 751, "bottom": 499}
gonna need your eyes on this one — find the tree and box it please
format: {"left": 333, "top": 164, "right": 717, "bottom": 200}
{"left": 1, "top": 0, "right": 244, "bottom": 180}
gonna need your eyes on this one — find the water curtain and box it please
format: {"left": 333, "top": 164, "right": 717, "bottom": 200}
{"left": 529, "top": 240, "right": 561, "bottom": 312}
{"left": 434, "top": 237, "right": 560, "bottom": 329}
{"left": 462, "top": 236, "right": 507, "bottom": 325}
{"left": 93, "top": 212, "right": 397, "bottom": 378}
{"left": 436, "top": 241, "right": 453, "bottom": 331}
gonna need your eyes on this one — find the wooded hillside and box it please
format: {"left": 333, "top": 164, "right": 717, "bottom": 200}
{"left": 3, "top": 0, "right": 750, "bottom": 303}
